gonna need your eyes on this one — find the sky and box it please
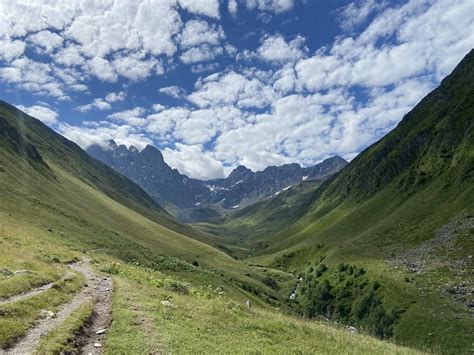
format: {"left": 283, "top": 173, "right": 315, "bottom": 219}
{"left": 0, "top": 0, "right": 473, "bottom": 180}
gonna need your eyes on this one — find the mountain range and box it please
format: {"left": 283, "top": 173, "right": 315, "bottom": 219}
{"left": 87, "top": 140, "right": 347, "bottom": 220}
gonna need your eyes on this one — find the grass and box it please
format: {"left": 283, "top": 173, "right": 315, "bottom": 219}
{"left": 105, "top": 260, "right": 423, "bottom": 354}
{"left": 35, "top": 301, "right": 93, "bottom": 354}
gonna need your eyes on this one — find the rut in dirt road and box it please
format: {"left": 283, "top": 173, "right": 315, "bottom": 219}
{"left": 80, "top": 273, "right": 113, "bottom": 354}
{"left": 4, "top": 260, "right": 112, "bottom": 355}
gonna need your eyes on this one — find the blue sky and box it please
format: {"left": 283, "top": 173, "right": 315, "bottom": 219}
{"left": 0, "top": 0, "right": 472, "bottom": 179}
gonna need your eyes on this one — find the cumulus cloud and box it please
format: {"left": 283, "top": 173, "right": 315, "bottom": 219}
{"left": 87, "top": 57, "right": 118, "bottom": 83}
{"left": 295, "top": 0, "right": 473, "bottom": 91}
{"left": 228, "top": 0, "right": 238, "bottom": 17}
{"left": 179, "top": 20, "right": 225, "bottom": 49}
{"left": 16, "top": 104, "right": 58, "bottom": 125}
{"left": 178, "top": 20, "right": 226, "bottom": 64}
{"left": 0, "top": 38, "right": 26, "bottom": 62}
{"left": 105, "top": 91, "right": 126, "bottom": 103}
{"left": 188, "top": 71, "right": 277, "bottom": 108}
{"left": 112, "top": 55, "right": 163, "bottom": 81}
{"left": 28, "top": 30, "right": 63, "bottom": 53}
{"left": 245, "top": 0, "right": 295, "bottom": 13}
{"left": 159, "top": 86, "right": 187, "bottom": 99}
{"left": 336, "top": 0, "right": 387, "bottom": 31}
{"left": 178, "top": 0, "right": 221, "bottom": 19}
{"left": 0, "top": 0, "right": 221, "bottom": 98}
{"left": 163, "top": 143, "right": 227, "bottom": 180}
{"left": 58, "top": 121, "right": 152, "bottom": 151}
{"left": 257, "top": 34, "right": 306, "bottom": 63}
{"left": 108, "top": 107, "right": 147, "bottom": 126}
{"left": 77, "top": 99, "right": 112, "bottom": 112}
{"left": 0, "top": 57, "right": 69, "bottom": 99}
{"left": 180, "top": 44, "right": 224, "bottom": 64}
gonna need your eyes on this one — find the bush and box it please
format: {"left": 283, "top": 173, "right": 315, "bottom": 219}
{"left": 164, "top": 278, "right": 189, "bottom": 294}
{"left": 99, "top": 263, "right": 120, "bottom": 275}
{"left": 298, "top": 263, "right": 400, "bottom": 339}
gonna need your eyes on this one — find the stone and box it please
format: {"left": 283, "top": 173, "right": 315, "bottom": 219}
{"left": 347, "top": 326, "right": 357, "bottom": 334}
{"left": 96, "top": 329, "right": 106, "bottom": 335}
{"left": 160, "top": 300, "right": 176, "bottom": 308}
{"left": 94, "top": 343, "right": 102, "bottom": 348}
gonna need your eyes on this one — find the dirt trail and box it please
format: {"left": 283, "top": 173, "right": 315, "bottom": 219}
{"left": 4, "top": 260, "right": 112, "bottom": 355}
{"left": 80, "top": 271, "right": 113, "bottom": 354}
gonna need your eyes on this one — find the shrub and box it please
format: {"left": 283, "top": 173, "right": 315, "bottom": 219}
{"left": 164, "top": 278, "right": 189, "bottom": 294}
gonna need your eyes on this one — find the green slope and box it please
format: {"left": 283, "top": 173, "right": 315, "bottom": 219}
{"left": 196, "top": 179, "right": 324, "bottom": 257}
{"left": 0, "top": 100, "right": 419, "bottom": 353}
{"left": 203, "top": 50, "right": 474, "bottom": 353}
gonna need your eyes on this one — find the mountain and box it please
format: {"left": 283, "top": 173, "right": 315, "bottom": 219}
{"left": 197, "top": 50, "right": 474, "bottom": 352}
{"left": 204, "top": 157, "right": 347, "bottom": 208}
{"left": 87, "top": 141, "right": 347, "bottom": 217}
{"left": 87, "top": 140, "right": 209, "bottom": 209}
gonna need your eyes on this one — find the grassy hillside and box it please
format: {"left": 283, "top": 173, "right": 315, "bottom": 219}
{"left": 202, "top": 51, "right": 474, "bottom": 353}
{"left": 0, "top": 101, "right": 420, "bottom": 353}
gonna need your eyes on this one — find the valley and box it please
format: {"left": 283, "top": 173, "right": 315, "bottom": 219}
{"left": 0, "top": 26, "right": 472, "bottom": 355}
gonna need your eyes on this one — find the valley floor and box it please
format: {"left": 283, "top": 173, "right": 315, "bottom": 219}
{"left": 0, "top": 219, "right": 422, "bottom": 354}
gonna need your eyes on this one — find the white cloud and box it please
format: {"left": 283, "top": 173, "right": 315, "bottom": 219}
{"left": 295, "top": 0, "right": 474, "bottom": 91}
{"left": 112, "top": 55, "right": 161, "bottom": 81}
{"left": 179, "top": 20, "right": 225, "bottom": 49}
{"left": 188, "top": 71, "right": 277, "bottom": 108}
{"left": 152, "top": 103, "right": 166, "bottom": 112}
{"left": 28, "top": 30, "right": 63, "bottom": 53}
{"left": 163, "top": 143, "right": 227, "bottom": 179}
{"left": 53, "top": 44, "right": 85, "bottom": 66}
{"left": 159, "top": 86, "right": 187, "bottom": 99}
{"left": 0, "top": 57, "right": 69, "bottom": 99}
{"left": 228, "top": 0, "right": 238, "bottom": 17}
{"left": 178, "top": 0, "right": 221, "bottom": 19}
{"left": 191, "top": 62, "right": 220, "bottom": 73}
{"left": 0, "top": 38, "right": 26, "bottom": 62}
{"left": 108, "top": 107, "right": 147, "bottom": 126}
{"left": 59, "top": 122, "right": 152, "bottom": 151}
{"left": 105, "top": 91, "right": 126, "bottom": 103}
{"left": 180, "top": 44, "right": 224, "bottom": 64}
{"left": 336, "top": 0, "right": 387, "bottom": 31}
{"left": 77, "top": 98, "right": 112, "bottom": 112}
{"left": 257, "top": 34, "right": 306, "bottom": 63}
{"left": 245, "top": 0, "right": 294, "bottom": 13}
{"left": 87, "top": 57, "right": 117, "bottom": 82}
{"left": 16, "top": 104, "right": 58, "bottom": 125}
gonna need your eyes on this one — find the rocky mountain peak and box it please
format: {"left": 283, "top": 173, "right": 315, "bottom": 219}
{"left": 228, "top": 165, "right": 252, "bottom": 181}
{"left": 140, "top": 144, "right": 165, "bottom": 163}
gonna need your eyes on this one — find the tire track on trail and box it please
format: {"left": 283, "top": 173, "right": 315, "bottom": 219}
{"left": 0, "top": 272, "right": 75, "bottom": 306}
{"left": 3, "top": 259, "right": 112, "bottom": 355}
